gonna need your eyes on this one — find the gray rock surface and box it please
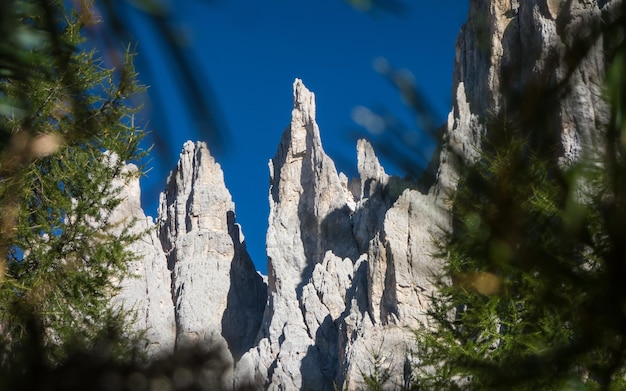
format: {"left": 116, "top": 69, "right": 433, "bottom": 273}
{"left": 234, "top": 79, "right": 447, "bottom": 390}
{"left": 114, "top": 141, "right": 266, "bottom": 383}
{"left": 241, "top": 79, "right": 361, "bottom": 390}
{"left": 113, "top": 0, "right": 621, "bottom": 388}
{"left": 157, "top": 141, "right": 266, "bottom": 362}
{"left": 109, "top": 163, "right": 176, "bottom": 358}
{"left": 445, "top": 0, "right": 613, "bottom": 170}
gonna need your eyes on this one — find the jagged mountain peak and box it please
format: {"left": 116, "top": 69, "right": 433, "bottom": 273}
{"left": 292, "top": 78, "right": 316, "bottom": 125}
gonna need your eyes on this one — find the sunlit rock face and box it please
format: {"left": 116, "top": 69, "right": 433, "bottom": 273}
{"left": 115, "top": 0, "right": 620, "bottom": 388}
{"left": 234, "top": 79, "right": 447, "bottom": 390}
{"left": 157, "top": 141, "right": 267, "bottom": 363}
{"left": 114, "top": 141, "right": 267, "bottom": 387}
{"left": 109, "top": 163, "right": 177, "bottom": 358}
{"left": 240, "top": 79, "right": 363, "bottom": 390}
{"left": 445, "top": 0, "right": 613, "bottom": 173}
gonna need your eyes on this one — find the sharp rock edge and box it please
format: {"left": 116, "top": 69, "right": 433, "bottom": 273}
{"left": 113, "top": 0, "right": 621, "bottom": 388}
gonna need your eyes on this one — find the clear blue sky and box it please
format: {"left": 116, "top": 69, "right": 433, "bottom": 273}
{"left": 122, "top": 1, "right": 469, "bottom": 275}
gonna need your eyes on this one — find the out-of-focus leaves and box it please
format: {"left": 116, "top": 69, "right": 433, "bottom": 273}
{"left": 351, "top": 58, "right": 441, "bottom": 181}
{"left": 343, "top": 0, "right": 408, "bottom": 16}
{"left": 373, "top": 57, "right": 439, "bottom": 137}
{"left": 413, "top": 2, "right": 626, "bottom": 389}
{"left": 72, "top": 0, "right": 228, "bottom": 166}
{"left": 456, "top": 271, "right": 502, "bottom": 296}
{"left": 125, "top": 0, "right": 169, "bottom": 15}
{"left": 0, "top": 1, "right": 149, "bottom": 382}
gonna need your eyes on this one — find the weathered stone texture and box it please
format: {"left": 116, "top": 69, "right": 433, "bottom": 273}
{"left": 158, "top": 141, "right": 266, "bottom": 360}
{"left": 109, "top": 164, "right": 176, "bottom": 358}
{"left": 232, "top": 79, "right": 447, "bottom": 390}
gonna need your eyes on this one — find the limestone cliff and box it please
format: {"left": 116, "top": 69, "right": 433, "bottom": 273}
{"left": 158, "top": 141, "right": 267, "bottom": 364}
{"left": 109, "top": 162, "right": 176, "bottom": 358}
{"left": 228, "top": 78, "right": 447, "bottom": 390}
{"left": 113, "top": 0, "right": 621, "bottom": 389}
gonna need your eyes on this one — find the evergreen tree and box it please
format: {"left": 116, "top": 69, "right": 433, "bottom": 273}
{"left": 0, "top": 0, "right": 146, "bottom": 384}
{"left": 415, "top": 4, "right": 626, "bottom": 390}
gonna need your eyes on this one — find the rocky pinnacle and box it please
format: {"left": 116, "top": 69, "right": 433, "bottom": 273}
{"left": 114, "top": 0, "right": 620, "bottom": 388}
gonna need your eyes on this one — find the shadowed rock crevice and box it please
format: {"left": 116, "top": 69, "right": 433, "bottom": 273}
{"left": 300, "top": 314, "right": 339, "bottom": 390}
{"left": 222, "top": 210, "right": 267, "bottom": 361}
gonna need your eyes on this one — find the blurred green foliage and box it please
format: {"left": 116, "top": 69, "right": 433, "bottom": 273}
{"left": 414, "top": 2, "right": 626, "bottom": 390}
{"left": 0, "top": 0, "right": 148, "bottom": 386}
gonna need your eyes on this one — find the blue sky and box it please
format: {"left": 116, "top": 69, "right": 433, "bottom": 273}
{"left": 123, "top": 1, "right": 469, "bottom": 274}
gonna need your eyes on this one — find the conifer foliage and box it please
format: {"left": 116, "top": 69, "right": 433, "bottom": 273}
{"left": 0, "top": 0, "right": 146, "bottom": 384}
{"left": 415, "top": 4, "right": 626, "bottom": 390}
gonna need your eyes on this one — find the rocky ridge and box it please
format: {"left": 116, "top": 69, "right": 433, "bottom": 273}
{"left": 113, "top": 0, "right": 620, "bottom": 389}
{"left": 229, "top": 78, "right": 449, "bottom": 390}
